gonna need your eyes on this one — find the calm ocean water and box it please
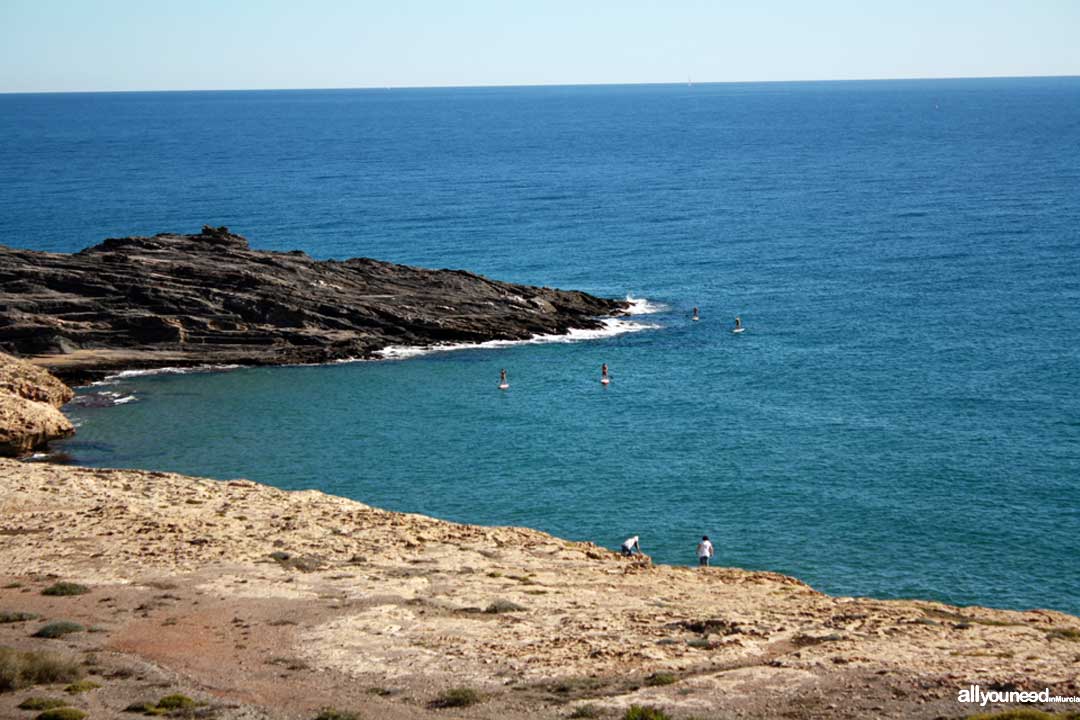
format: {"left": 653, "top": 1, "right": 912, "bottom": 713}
{"left": 2, "top": 79, "right": 1078, "bottom": 614}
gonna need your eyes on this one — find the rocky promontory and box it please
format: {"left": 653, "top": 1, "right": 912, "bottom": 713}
{"left": 0, "top": 226, "right": 628, "bottom": 383}
{"left": 0, "top": 351, "right": 74, "bottom": 456}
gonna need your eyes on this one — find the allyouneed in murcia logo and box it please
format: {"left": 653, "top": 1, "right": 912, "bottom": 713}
{"left": 957, "top": 685, "right": 1080, "bottom": 706}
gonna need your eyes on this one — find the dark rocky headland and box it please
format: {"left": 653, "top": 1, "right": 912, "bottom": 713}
{"left": 0, "top": 226, "right": 629, "bottom": 385}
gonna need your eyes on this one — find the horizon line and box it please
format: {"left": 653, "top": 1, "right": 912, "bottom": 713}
{"left": 2, "top": 72, "right": 1078, "bottom": 96}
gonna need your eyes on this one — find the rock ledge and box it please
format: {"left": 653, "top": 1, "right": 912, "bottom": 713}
{"left": 1, "top": 226, "right": 629, "bottom": 382}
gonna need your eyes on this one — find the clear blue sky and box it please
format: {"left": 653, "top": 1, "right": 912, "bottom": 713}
{"left": 1, "top": 0, "right": 1077, "bottom": 92}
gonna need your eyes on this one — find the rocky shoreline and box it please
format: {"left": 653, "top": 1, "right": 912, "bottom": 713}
{"left": 2, "top": 458, "right": 1079, "bottom": 720}
{"left": 0, "top": 226, "right": 628, "bottom": 385}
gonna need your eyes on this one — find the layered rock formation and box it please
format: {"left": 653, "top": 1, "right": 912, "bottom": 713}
{"left": 0, "top": 226, "right": 628, "bottom": 382}
{"left": 0, "top": 351, "right": 74, "bottom": 455}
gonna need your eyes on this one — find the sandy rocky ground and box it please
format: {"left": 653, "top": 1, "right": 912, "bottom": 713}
{"left": 2, "top": 459, "right": 1079, "bottom": 720}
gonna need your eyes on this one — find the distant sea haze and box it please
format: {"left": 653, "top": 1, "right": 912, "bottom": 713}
{"left": 4, "top": 78, "right": 1078, "bottom": 615}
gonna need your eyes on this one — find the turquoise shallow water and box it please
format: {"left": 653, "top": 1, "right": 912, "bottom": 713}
{"left": 2, "top": 78, "right": 1078, "bottom": 614}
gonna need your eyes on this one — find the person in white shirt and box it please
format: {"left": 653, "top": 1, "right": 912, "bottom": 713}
{"left": 621, "top": 535, "right": 641, "bottom": 557}
{"left": 696, "top": 535, "right": 714, "bottom": 567}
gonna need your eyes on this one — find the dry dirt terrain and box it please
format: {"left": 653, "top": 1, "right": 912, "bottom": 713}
{"left": 2, "top": 458, "right": 1079, "bottom": 719}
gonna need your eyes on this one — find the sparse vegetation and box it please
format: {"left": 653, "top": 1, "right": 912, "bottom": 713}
{"left": 1047, "top": 627, "right": 1080, "bottom": 641}
{"left": 32, "top": 621, "right": 85, "bottom": 639}
{"left": 552, "top": 677, "right": 604, "bottom": 694}
{"left": 0, "top": 610, "right": 39, "bottom": 623}
{"left": 269, "top": 551, "right": 323, "bottom": 573}
{"left": 156, "top": 693, "right": 197, "bottom": 710}
{"left": 644, "top": 672, "right": 677, "bottom": 687}
{"left": 0, "top": 647, "right": 83, "bottom": 690}
{"left": 124, "top": 693, "right": 198, "bottom": 716}
{"left": 17, "top": 697, "right": 69, "bottom": 710}
{"left": 624, "top": 706, "right": 672, "bottom": 720}
{"left": 484, "top": 599, "right": 525, "bottom": 614}
{"left": 366, "top": 687, "right": 393, "bottom": 696}
{"left": 63, "top": 680, "right": 100, "bottom": 694}
{"left": 569, "top": 704, "right": 602, "bottom": 718}
{"left": 430, "top": 687, "right": 483, "bottom": 708}
{"left": 41, "top": 583, "right": 90, "bottom": 597}
{"left": 313, "top": 709, "right": 361, "bottom": 720}
{"left": 36, "top": 709, "right": 87, "bottom": 720}
{"left": 123, "top": 701, "right": 164, "bottom": 715}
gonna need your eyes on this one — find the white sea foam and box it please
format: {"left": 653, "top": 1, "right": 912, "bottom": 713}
{"left": 623, "top": 295, "right": 666, "bottom": 315}
{"left": 89, "top": 302, "right": 662, "bottom": 372}
{"left": 376, "top": 310, "right": 661, "bottom": 361}
{"left": 112, "top": 395, "right": 138, "bottom": 405}
{"left": 94, "top": 364, "right": 242, "bottom": 385}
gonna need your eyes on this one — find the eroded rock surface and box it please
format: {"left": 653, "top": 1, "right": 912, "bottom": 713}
{"left": 0, "top": 351, "right": 74, "bottom": 455}
{"left": 2, "top": 459, "right": 1078, "bottom": 719}
{"left": 0, "top": 226, "right": 628, "bottom": 382}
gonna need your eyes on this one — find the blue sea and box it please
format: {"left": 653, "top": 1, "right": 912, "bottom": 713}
{"left": 2, "top": 78, "right": 1078, "bottom": 615}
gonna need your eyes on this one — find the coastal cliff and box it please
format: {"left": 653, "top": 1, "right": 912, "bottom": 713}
{"left": 0, "top": 352, "right": 74, "bottom": 456}
{"left": 0, "top": 226, "right": 628, "bottom": 382}
{"left": 2, "top": 460, "right": 1079, "bottom": 720}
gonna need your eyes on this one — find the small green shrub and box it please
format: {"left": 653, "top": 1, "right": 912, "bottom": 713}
{"left": 41, "top": 583, "right": 90, "bottom": 597}
{"left": 36, "top": 709, "right": 87, "bottom": 720}
{"left": 313, "top": 709, "right": 360, "bottom": 720}
{"left": 18, "top": 697, "right": 69, "bottom": 710}
{"left": 0, "top": 647, "right": 83, "bottom": 691}
{"left": 33, "top": 621, "right": 85, "bottom": 639}
{"left": 484, "top": 599, "right": 525, "bottom": 614}
{"left": 570, "top": 704, "right": 602, "bottom": 718}
{"left": 624, "top": 707, "right": 672, "bottom": 720}
{"left": 64, "top": 680, "right": 101, "bottom": 694}
{"left": 644, "top": 672, "right": 677, "bottom": 686}
{"left": 430, "top": 687, "right": 483, "bottom": 708}
{"left": 0, "top": 610, "right": 40, "bottom": 623}
{"left": 123, "top": 701, "right": 165, "bottom": 715}
{"left": 156, "top": 693, "right": 196, "bottom": 710}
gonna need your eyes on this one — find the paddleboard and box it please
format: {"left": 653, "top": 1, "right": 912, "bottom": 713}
{"left": 732, "top": 327, "right": 745, "bottom": 334}
{"left": 692, "top": 317, "right": 699, "bottom": 321}
{"left": 601, "top": 378, "right": 610, "bottom": 385}
{"left": 499, "top": 383, "right": 509, "bottom": 390}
